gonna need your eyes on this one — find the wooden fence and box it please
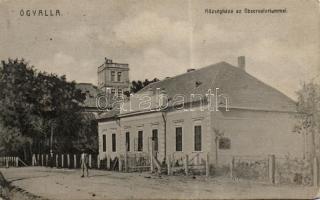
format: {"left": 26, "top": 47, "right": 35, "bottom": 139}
{"left": 0, "top": 156, "right": 26, "bottom": 167}
{"left": 31, "top": 152, "right": 319, "bottom": 187}
{"left": 32, "top": 154, "right": 99, "bottom": 169}
{"left": 166, "top": 153, "right": 210, "bottom": 176}
{"left": 228, "top": 154, "right": 319, "bottom": 186}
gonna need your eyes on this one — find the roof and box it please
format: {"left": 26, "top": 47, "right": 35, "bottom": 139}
{"left": 76, "top": 83, "right": 102, "bottom": 108}
{"left": 138, "top": 61, "right": 296, "bottom": 112}
{"left": 98, "top": 61, "right": 297, "bottom": 120}
{"left": 97, "top": 108, "right": 119, "bottom": 121}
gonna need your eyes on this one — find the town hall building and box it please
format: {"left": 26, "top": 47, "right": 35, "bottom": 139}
{"left": 97, "top": 57, "right": 304, "bottom": 167}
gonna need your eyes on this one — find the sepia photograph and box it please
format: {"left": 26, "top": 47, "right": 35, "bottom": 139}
{"left": 0, "top": 0, "right": 319, "bottom": 199}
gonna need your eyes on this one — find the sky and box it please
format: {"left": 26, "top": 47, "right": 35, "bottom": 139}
{"left": 0, "top": 0, "right": 319, "bottom": 99}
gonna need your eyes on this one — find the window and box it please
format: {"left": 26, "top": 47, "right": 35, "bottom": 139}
{"left": 219, "top": 137, "right": 231, "bottom": 149}
{"left": 152, "top": 129, "right": 158, "bottom": 151}
{"left": 125, "top": 132, "right": 130, "bottom": 152}
{"left": 112, "top": 133, "right": 116, "bottom": 152}
{"left": 138, "top": 131, "right": 143, "bottom": 151}
{"left": 102, "top": 134, "right": 106, "bottom": 152}
{"left": 111, "top": 71, "right": 115, "bottom": 81}
{"left": 194, "top": 125, "right": 202, "bottom": 151}
{"left": 117, "top": 72, "right": 122, "bottom": 82}
{"left": 111, "top": 88, "right": 116, "bottom": 96}
{"left": 176, "top": 127, "right": 182, "bottom": 151}
{"left": 118, "top": 89, "right": 122, "bottom": 98}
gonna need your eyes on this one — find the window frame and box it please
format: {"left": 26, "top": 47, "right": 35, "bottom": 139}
{"left": 175, "top": 127, "right": 183, "bottom": 152}
{"left": 118, "top": 88, "right": 122, "bottom": 98}
{"left": 112, "top": 133, "right": 116, "bottom": 152}
{"left": 111, "top": 88, "right": 116, "bottom": 96}
{"left": 194, "top": 125, "right": 202, "bottom": 151}
{"left": 138, "top": 130, "right": 143, "bottom": 151}
{"left": 125, "top": 132, "right": 130, "bottom": 152}
{"left": 111, "top": 71, "right": 115, "bottom": 82}
{"left": 102, "top": 134, "right": 106, "bottom": 152}
{"left": 152, "top": 129, "right": 158, "bottom": 152}
{"left": 117, "top": 71, "right": 122, "bottom": 82}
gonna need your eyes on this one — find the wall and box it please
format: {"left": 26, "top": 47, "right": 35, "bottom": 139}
{"left": 98, "top": 120, "right": 119, "bottom": 160}
{"left": 212, "top": 109, "right": 304, "bottom": 165}
{"left": 98, "top": 112, "right": 165, "bottom": 161}
{"left": 166, "top": 107, "right": 211, "bottom": 165}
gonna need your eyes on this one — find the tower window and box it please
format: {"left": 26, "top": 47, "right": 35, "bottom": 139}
{"left": 111, "top": 88, "right": 116, "bottom": 96}
{"left": 118, "top": 89, "right": 122, "bottom": 98}
{"left": 117, "top": 72, "right": 122, "bottom": 82}
{"left": 111, "top": 71, "right": 115, "bottom": 82}
{"left": 126, "top": 132, "right": 130, "bottom": 152}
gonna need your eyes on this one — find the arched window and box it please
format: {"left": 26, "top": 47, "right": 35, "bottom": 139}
{"left": 219, "top": 137, "right": 231, "bottom": 149}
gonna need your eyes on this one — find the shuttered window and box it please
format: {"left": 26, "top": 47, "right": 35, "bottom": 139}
{"left": 126, "top": 132, "right": 130, "bottom": 152}
{"left": 194, "top": 126, "right": 202, "bottom": 151}
{"left": 112, "top": 133, "right": 116, "bottom": 152}
{"left": 152, "top": 129, "right": 158, "bottom": 151}
{"left": 102, "top": 134, "right": 106, "bottom": 152}
{"left": 138, "top": 131, "right": 143, "bottom": 151}
{"left": 176, "top": 127, "right": 182, "bottom": 151}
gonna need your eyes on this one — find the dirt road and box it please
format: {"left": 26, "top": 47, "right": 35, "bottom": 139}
{"left": 0, "top": 167, "right": 318, "bottom": 199}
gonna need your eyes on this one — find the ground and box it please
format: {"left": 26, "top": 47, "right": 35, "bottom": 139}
{"left": 0, "top": 167, "right": 319, "bottom": 200}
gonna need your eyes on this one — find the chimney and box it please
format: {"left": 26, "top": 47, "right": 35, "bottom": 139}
{"left": 104, "top": 57, "right": 113, "bottom": 64}
{"left": 187, "top": 68, "right": 195, "bottom": 72}
{"left": 238, "top": 56, "right": 245, "bottom": 71}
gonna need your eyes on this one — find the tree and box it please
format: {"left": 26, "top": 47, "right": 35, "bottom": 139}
{"left": 0, "top": 59, "right": 90, "bottom": 161}
{"left": 129, "top": 78, "right": 160, "bottom": 94}
{"left": 294, "top": 82, "right": 320, "bottom": 159}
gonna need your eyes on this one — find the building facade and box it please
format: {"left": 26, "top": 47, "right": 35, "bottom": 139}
{"left": 98, "top": 57, "right": 304, "bottom": 166}
{"left": 97, "top": 58, "right": 130, "bottom": 98}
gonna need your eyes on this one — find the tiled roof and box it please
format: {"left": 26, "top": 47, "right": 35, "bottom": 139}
{"left": 139, "top": 61, "right": 296, "bottom": 112}
{"left": 98, "top": 61, "right": 297, "bottom": 120}
{"left": 76, "top": 83, "right": 102, "bottom": 108}
{"left": 97, "top": 108, "right": 120, "bottom": 121}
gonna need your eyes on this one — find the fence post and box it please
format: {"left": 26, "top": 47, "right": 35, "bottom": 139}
{"left": 15, "top": 157, "right": 19, "bottom": 167}
{"left": 230, "top": 156, "right": 235, "bottom": 179}
{"left": 184, "top": 154, "right": 189, "bottom": 176}
{"left": 268, "top": 155, "right": 275, "bottom": 184}
{"left": 61, "top": 154, "right": 64, "bottom": 168}
{"left": 73, "top": 154, "right": 76, "bottom": 168}
{"left": 97, "top": 155, "right": 100, "bottom": 169}
{"left": 167, "top": 155, "right": 172, "bottom": 175}
{"left": 119, "top": 155, "right": 123, "bottom": 172}
{"left": 124, "top": 144, "right": 128, "bottom": 172}
{"left": 5, "top": 157, "right": 8, "bottom": 168}
{"left": 41, "top": 154, "right": 44, "bottom": 166}
{"left": 32, "top": 154, "right": 35, "bottom": 166}
{"left": 206, "top": 153, "right": 210, "bottom": 176}
{"left": 313, "top": 157, "right": 319, "bottom": 186}
{"left": 89, "top": 154, "right": 92, "bottom": 168}
{"left": 67, "top": 154, "right": 70, "bottom": 168}
{"left": 55, "top": 154, "right": 58, "bottom": 168}
{"left": 150, "top": 140, "right": 154, "bottom": 173}
{"left": 45, "top": 154, "right": 48, "bottom": 166}
{"left": 107, "top": 155, "right": 111, "bottom": 170}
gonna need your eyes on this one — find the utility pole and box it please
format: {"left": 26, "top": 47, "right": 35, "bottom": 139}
{"left": 50, "top": 124, "right": 53, "bottom": 152}
{"left": 50, "top": 120, "right": 55, "bottom": 153}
